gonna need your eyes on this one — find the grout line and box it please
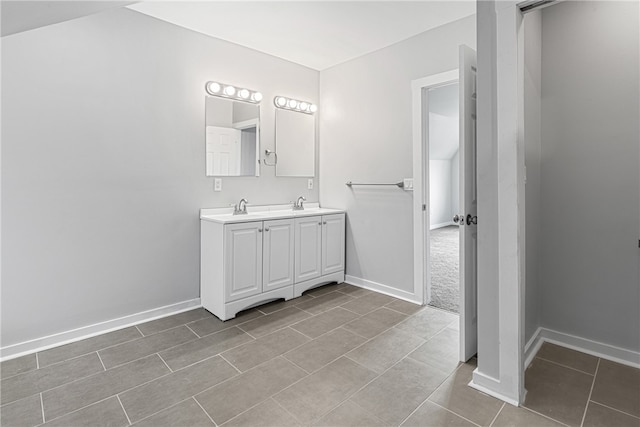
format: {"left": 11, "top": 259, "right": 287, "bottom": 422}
{"left": 96, "top": 352, "right": 107, "bottom": 371}
{"left": 132, "top": 396, "right": 195, "bottom": 426}
{"left": 35, "top": 352, "right": 40, "bottom": 369}
{"left": 39, "top": 393, "right": 45, "bottom": 424}
{"left": 488, "top": 402, "right": 506, "bottom": 427}
{"left": 193, "top": 397, "right": 218, "bottom": 426}
{"left": 184, "top": 324, "right": 201, "bottom": 339}
{"left": 271, "top": 397, "right": 305, "bottom": 424}
{"left": 535, "top": 356, "right": 596, "bottom": 376}
{"left": 520, "top": 406, "right": 572, "bottom": 427}
{"left": 116, "top": 395, "right": 132, "bottom": 426}
{"left": 580, "top": 358, "right": 600, "bottom": 427}
{"left": 219, "top": 354, "right": 242, "bottom": 374}
{"left": 157, "top": 353, "right": 173, "bottom": 373}
{"left": 588, "top": 400, "right": 640, "bottom": 420}
{"left": 135, "top": 325, "right": 145, "bottom": 337}
{"left": 39, "top": 395, "right": 119, "bottom": 425}
{"left": 424, "top": 400, "right": 482, "bottom": 427}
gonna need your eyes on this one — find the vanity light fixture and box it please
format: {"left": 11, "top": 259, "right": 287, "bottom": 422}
{"left": 273, "top": 96, "right": 316, "bottom": 114}
{"left": 205, "top": 80, "right": 262, "bottom": 104}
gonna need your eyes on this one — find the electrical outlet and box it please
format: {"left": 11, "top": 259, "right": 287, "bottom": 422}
{"left": 307, "top": 179, "right": 314, "bottom": 190}
{"left": 214, "top": 178, "right": 222, "bottom": 192}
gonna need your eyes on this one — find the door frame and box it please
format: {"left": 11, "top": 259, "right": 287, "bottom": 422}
{"left": 411, "top": 70, "right": 459, "bottom": 308}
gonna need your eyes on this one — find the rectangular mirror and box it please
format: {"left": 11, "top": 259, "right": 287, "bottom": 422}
{"left": 275, "top": 109, "right": 315, "bottom": 177}
{"left": 205, "top": 96, "right": 260, "bottom": 176}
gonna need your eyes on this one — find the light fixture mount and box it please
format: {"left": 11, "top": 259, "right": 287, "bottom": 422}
{"left": 205, "top": 80, "right": 262, "bottom": 104}
{"left": 273, "top": 96, "right": 316, "bottom": 115}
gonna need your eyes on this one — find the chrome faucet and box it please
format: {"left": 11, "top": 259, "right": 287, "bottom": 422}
{"left": 293, "top": 196, "right": 306, "bottom": 211}
{"left": 233, "top": 198, "right": 248, "bottom": 215}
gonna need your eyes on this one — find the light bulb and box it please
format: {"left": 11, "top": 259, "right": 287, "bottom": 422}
{"left": 288, "top": 99, "right": 298, "bottom": 109}
{"left": 238, "top": 89, "right": 250, "bottom": 99}
{"left": 206, "top": 82, "right": 221, "bottom": 94}
{"left": 252, "top": 92, "right": 263, "bottom": 102}
{"left": 309, "top": 104, "right": 318, "bottom": 113}
{"left": 299, "top": 102, "right": 309, "bottom": 111}
{"left": 276, "top": 97, "right": 287, "bottom": 107}
{"left": 224, "top": 85, "right": 236, "bottom": 96}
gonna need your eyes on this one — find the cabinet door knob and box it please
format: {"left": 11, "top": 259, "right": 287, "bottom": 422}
{"left": 265, "top": 227, "right": 270, "bottom": 232}
{"left": 318, "top": 222, "right": 322, "bottom": 225}
{"left": 258, "top": 228, "right": 262, "bottom": 233}
{"left": 323, "top": 221, "right": 327, "bottom": 225}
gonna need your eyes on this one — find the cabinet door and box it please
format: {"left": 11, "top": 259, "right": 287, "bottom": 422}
{"left": 322, "top": 214, "right": 345, "bottom": 275}
{"left": 224, "top": 222, "right": 263, "bottom": 302}
{"left": 295, "top": 216, "right": 322, "bottom": 283}
{"left": 263, "top": 218, "right": 294, "bottom": 291}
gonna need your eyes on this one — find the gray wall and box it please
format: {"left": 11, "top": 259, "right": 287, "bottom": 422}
{"left": 319, "top": 15, "right": 476, "bottom": 294}
{"left": 1, "top": 8, "right": 318, "bottom": 347}
{"left": 524, "top": 10, "right": 542, "bottom": 345}
{"left": 539, "top": 1, "right": 639, "bottom": 351}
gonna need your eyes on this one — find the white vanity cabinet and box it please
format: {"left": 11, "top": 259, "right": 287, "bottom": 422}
{"left": 201, "top": 207, "right": 345, "bottom": 321}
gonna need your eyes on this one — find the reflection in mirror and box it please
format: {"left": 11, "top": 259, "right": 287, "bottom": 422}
{"left": 205, "top": 96, "right": 260, "bottom": 176}
{"left": 275, "top": 109, "right": 315, "bottom": 177}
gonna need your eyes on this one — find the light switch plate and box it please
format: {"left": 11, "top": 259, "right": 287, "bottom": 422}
{"left": 308, "top": 179, "right": 314, "bottom": 190}
{"left": 214, "top": 178, "right": 222, "bottom": 192}
{"left": 403, "top": 178, "right": 414, "bottom": 191}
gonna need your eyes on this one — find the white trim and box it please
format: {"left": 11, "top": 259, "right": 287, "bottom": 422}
{"left": 412, "top": 69, "right": 459, "bottom": 308}
{"left": 430, "top": 221, "right": 456, "bottom": 230}
{"left": 524, "top": 327, "right": 640, "bottom": 370}
{"left": 0, "top": 298, "right": 201, "bottom": 362}
{"left": 345, "top": 275, "right": 422, "bottom": 305}
{"left": 469, "top": 369, "right": 520, "bottom": 406}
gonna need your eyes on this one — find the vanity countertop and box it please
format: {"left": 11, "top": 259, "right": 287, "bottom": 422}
{"left": 200, "top": 203, "right": 345, "bottom": 224}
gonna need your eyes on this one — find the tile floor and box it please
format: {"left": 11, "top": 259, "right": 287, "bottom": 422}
{"left": 1, "top": 283, "right": 639, "bottom": 427}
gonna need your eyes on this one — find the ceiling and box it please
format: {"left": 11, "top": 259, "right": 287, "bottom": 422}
{"left": 126, "top": 1, "right": 476, "bottom": 70}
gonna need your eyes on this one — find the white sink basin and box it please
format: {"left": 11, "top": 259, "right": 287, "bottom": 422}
{"left": 200, "top": 205, "right": 344, "bottom": 224}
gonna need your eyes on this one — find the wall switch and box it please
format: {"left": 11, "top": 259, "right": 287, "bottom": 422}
{"left": 214, "top": 178, "right": 222, "bottom": 192}
{"left": 307, "top": 179, "right": 314, "bottom": 190}
{"left": 403, "top": 178, "right": 414, "bottom": 191}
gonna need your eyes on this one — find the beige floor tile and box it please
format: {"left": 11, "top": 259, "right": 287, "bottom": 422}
{"left": 119, "top": 355, "right": 237, "bottom": 423}
{"left": 339, "top": 292, "right": 395, "bottom": 315}
{"left": 295, "top": 292, "right": 356, "bottom": 315}
{"left": 350, "top": 358, "right": 449, "bottom": 425}
{"left": 274, "top": 357, "right": 377, "bottom": 424}
{"left": 305, "top": 283, "right": 342, "bottom": 296}
{"left": 42, "top": 397, "right": 128, "bottom": 427}
{"left": 258, "top": 295, "right": 314, "bottom": 314}
{"left": 284, "top": 328, "right": 366, "bottom": 373}
{"left": 37, "top": 327, "right": 142, "bottom": 368}
{"left": 188, "top": 309, "right": 264, "bottom": 337}
{"left": 408, "top": 327, "right": 460, "bottom": 375}
{"left": 394, "top": 307, "right": 457, "bottom": 341}
{"left": 290, "top": 307, "right": 360, "bottom": 339}
{"left": 535, "top": 342, "right": 599, "bottom": 374}
{"left": 401, "top": 400, "right": 475, "bottom": 427}
{"left": 314, "top": 400, "right": 387, "bottom": 427}
{"left": 385, "top": 299, "right": 424, "bottom": 316}
{"left": 137, "top": 308, "right": 211, "bottom": 336}
{"left": 346, "top": 328, "right": 424, "bottom": 374}
{"left": 335, "top": 284, "right": 373, "bottom": 298}
{"left": 0, "top": 394, "right": 43, "bottom": 427}
{"left": 429, "top": 363, "right": 503, "bottom": 426}
{"left": 223, "top": 398, "right": 301, "bottom": 427}
{"left": 42, "top": 354, "right": 169, "bottom": 421}
{"left": 1, "top": 354, "right": 37, "bottom": 379}
{"left": 491, "top": 404, "right": 564, "bottom": 427}
{"left": 134, "top": 398, "right": 215, "bottom": 427}
{"left": 1, "top": 352, "right": 104, "bottom": 405}
{"left": 342, "top": 307, "right": 407, "bottom": 339}
{"left": 582, "top": 401, "right": 640, "bottom": 427}
{"left": 159, "top": 327, "right": 253, "bottom": 371}
{"left": 195, "top": 357, "right": 307, "bottom": 425}
{"left": 222, "top": 328, "right": 309, "bottom": 372}
{"left": 591, "top": 359, "right": 640, "bottom": 418}
{"left": 237, "top": 307, "right": 311, "bottom": 338}
{"left": 98, "top": 326, "right": 197, "bottom": 369}
{"left": 523, "top": 358, "right": 594, "bottom": 426}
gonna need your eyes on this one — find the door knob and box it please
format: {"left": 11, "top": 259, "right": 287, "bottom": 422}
{"left": 466, "top": 214, "right": 477, "bottom": 225}
{"left": 453, "top": 215, "right": 460, "bottom": 223}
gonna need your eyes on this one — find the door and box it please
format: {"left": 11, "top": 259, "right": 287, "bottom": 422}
{"left": 224, "top": 222, "right": 263, "bottom": 302}
{"left": 459, "top": 44, "right": 478, "bottom": 362}
{"left": 321, "top": 214, "right": 345, "bottom": 275}
{"left": 295, "top": 216, "right": 322, "bottom": 282}
{"left": 263, "top": 218, "right": 294, "bottom": 291}
{"left": 206, "top": 125, "right": 241, "bottom": 176}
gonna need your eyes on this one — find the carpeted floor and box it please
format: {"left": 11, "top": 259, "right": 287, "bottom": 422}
{"left": 428, "top": 225, "right": 459, "bottom": 313}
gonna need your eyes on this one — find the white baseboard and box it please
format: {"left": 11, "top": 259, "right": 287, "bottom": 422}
{"left": 345, "top": 275, "right": 421, "bottom": 305}
{"left": 0, "top": 298, "right": 202, "bottom": 362}
{"left": 469, "top": 368, "right": 520, "bottom": 406}
{"left": 430, "top": 221, "right": 456, "bottom": 230}
{"left": 523, "top": 327, "right": 640, "bottom": 369}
